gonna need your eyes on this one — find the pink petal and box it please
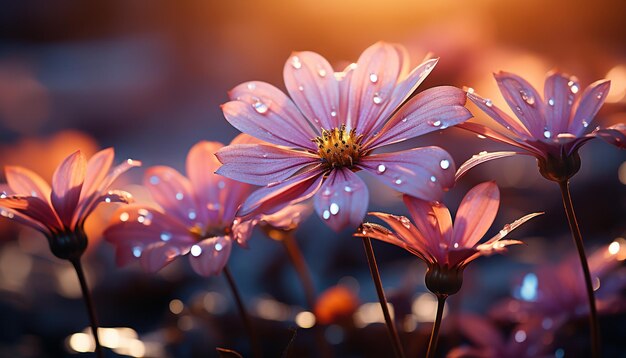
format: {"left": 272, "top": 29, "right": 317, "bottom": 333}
{"left": 494, "top": 71, "right": 546, "bottom": 138}
{"left": 456, "top": 122, "right": 544, "bottom": 157}
{"left": 0, "top": 196, "right": 62, "bottom": 232}
{"left": 467, "top": 92, "right": 533, "bottom": 138}
{"left": 402, "top": 195, "right": 452, "bottom": 262}
{"left": 543, "top": 72, "right": 576, "bottom": 135}
{"left": 231, "top": 218, "right": 256, "bottom": 247}
{"left": 481, "top": 212, "right": 543, "bottom": 246}
{"left": 238, "top": 166, "right": 325, "bottom": 218}
{"left": 347, "top": 42, "right": 402, "bottom": 137}
{"left": 0, "top": 201, "right": 52, "bottom": 235}
{"left": 313, "top": 168, "right": 368, "bottom": 232}
{"left": 144, "top": 166, "right": 198, "bottom": 228}
{"left": 336, "top": 62, "right": 357, "bottom": 131}
{"left": 224, "top": 81, "right": 317, "bottom": 150}
{"left": 359, "top": 147, "right": 455, "bottom": 202}
{"left": 570, "top": 79, "right": 610, "bottom": 136}
{"left": 259, "top": 203, "right": 312, "bottom": 230}
{"left": 216, "top": 143, "right": 319, "bottom": 185}
{"left": 51, "top": 151, "right": 86, "bottom": 228}
{"left": 5, "top": 166, "right": 52, "bottom": 203}
{"left": 452, "top": 182, "right": 500, "bottom": 248}
{"left": 455, "top": 151, "right": 528, "bottom": 181}
{"left": 591, "top": 123, "right": 626, "bottom": 149}
{"left": 383, "top": 58, "right": 439, "bottom": 122}
{"left": 188, "top": 236, "right": 232, "bottom": 277}
{"left": 284, "top": 51, "right": 341, "bottom": 130}
{"left": 79, "top": 148, "right": 114, "bottom": 205}
{"left": 140, "top": 242, "right": 184, "bottom": 272}
{"left": 366, "top": 86, "right": 472, "bottom": 149}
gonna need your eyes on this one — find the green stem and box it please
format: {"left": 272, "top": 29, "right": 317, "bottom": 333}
{"left": 223, "top": 266, "right": 262, "bottom": 358}
{"left": 361, "top": 237, "right": 405, "bottom": 358}
{"left": 558, "top": 180, "right": 600, "bottom": 358}
{"left": 426, "top": 295, "right": 446, "bottom": 358}
{"left": 70, "top": 258, "right": 103, "bottom": 358}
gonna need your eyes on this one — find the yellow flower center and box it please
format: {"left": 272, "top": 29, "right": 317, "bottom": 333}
{"left": 313, "top": 125, "right": 363, "bottom": 168}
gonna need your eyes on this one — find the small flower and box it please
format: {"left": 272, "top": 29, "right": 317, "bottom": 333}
{"left": 216, "top": 42, "right": 472, "bottom": 231}
{"left": 458, "top": 71, "right": 625, "bottom": 182}
{"left": 0, "top": 148, "right": 139, "bottom": 260}
{"left": 355, "top": 182, "right": 541, "bottom": 296}
{"left": 104, "top": 137, "right": 298, "bottom": 277}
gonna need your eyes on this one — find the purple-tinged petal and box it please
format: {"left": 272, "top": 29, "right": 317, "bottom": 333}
{"left": 259, "top": 203, "right": 312, "bottom": 231}
{"left": 284, "top": 51, "right": 340, "bottom": 130}
{"left": 0, "top": 196, "right": 62, "bottom": 232}
{"left": 570, "top": 79, "right": 611, "bottom": 136}
{"left": 591, "top": 123, "right": 626, "bottom": 149}
{"left": 355, "top": 220, "right": 408, "bottom": 251}
{"left": 144, "top": 167, "right": 199, "bottom": 227}
{"left": 336, "top": 62, "right": 357, "bottom": 129}
{"left": 494, "top": 71, "right": 546, "bottom": 138}
{"left": 456, "top": 122, "right": 545, "bottom": 157}
{"left": 314, "top": 168, "right": 368, "bottom": 232}
{"left": 216, "top": 143, "right": 319, "bottom": 186}
{"left": 544, "top": 72, "right": 576, "bottom": 135}
{"left": 51, "top": 151, "right": 86, "bottom": 228}
{"left": 140, "top": 242, "right": 184, "bottom": 272}
{"left": 455, "top": 151, "right": 527, "bottom": 181}
{"left": 5, "top": 166, "right": 52, "bottom": 203}
{"left": 402, "top": 195, "right": 451, "bottom": 262}
{"left": 481, "top": 212, "right": 543, "bottom": 246}
{"left": 238, "top": 166, "right": 325, "bottom": 218}
{"left": 359, "top": 147, "right": 455, "bottom": 202}
{"left": 224, "top": 81, "right": 317, "bottom": 150}
{"left": 452, "top": 182, "right": 500, "bottom": 248}
{"left": 366, "top": 86, "right": 472, "bottom": 149}
{"left": 467, "top": 92, "right": 533, "bottom": 138}
{"left": 347, "top": 42, "right": 402, "bottom": 137}
{"left": 188, "top": 236, "right": 232, "bottom": 277}
{"left": 79, "top": 148, "right": 114, "bottom": 205}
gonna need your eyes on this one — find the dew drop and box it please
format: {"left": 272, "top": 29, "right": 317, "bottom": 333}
{"left": 215, "top": 242, "right": 223, "bottom": 252}
{"left": 568, "top": 80, "right": 579, "bottom": 94}
{"left": 401, "top": 117, "right": 408, "bottom": 123}
{"left": 377, "top": 164, "right": 386, "bottom": 173}
{"left": 519, "top": 90, "right": 535, "bottom": 105}
{"left": 190, "top": 244, "right": 202, "bottom": 257}
{"left": 188, "top": 210, "right": 197, "bottom": 220}
{"left": 430, "top": 175, "right": 437, "bottom": 183}
{"left": 330, "top": 110, "right": 337, "bottom": 117}
{"left": 322, "top": 188, "right": 332, "bottom": 196}
{"left": 453, "top": 242, "right": 459, "bottom": 248}
{"left": 477, "top": 134, "right": 486, "bottom": 139}
{"left": 373, "top": 93, "right": 383, "bottom": 104}
{"left": 543, "top": 130, "right": 552, "bottom": 139}
{"left": 344, "top": 185, "right": 352, "bottom": 193}
{"left": 431, "top": 120, "right": 442, "bottom": 127}
{"left": 582, "top": 120, "right": 589, "bottom": 128}
{"left": 252, "top": 99, "right": 269, "bottom": 114}
{"left": 262, "top": 154, "right": 268, "bottom": 158}
{"left": 596, "top": 92, "right": 603, "bottom": 99}
{"left": 399, "top": 216, "right": 411, "bottom": 229}
{"left": 394, "top": 178, "right": 402, "bottom": 185}
{"left": 161, "top": 232, "right": 172, "bottom": 242}
{"left": 515, "top": 106, "right": 524, "bottom": 114}
{"left": 485, "top": 99, "right": 493, "bottom": 107}
{"left": 330, "top": 203, "right": 340, "bottom": 215}
{"left": 291, "top": 56, "right": 302, "bottom": 69}
{"left": 298, "top": 85, "right": 304, "bottom": 91}
{"left": 369, "top": 73, "right": 378, "bottom": 83}
{"left": 132, "top": 246, "right": 142, "bottom": 258}
{"left": 175, "top": 192, "right": 184, "bottom": 201}
{"left": 548, "top": 98, "right": 555, "bottom": 106}
{"left": 318, "top": 68, "right": 327, "bottom": 77}
{"left": 322, "top": 210, "right": 331, "bottom": 220}
{"left": 440, "top": 159, "right": 450, "bottom": 170}
{"left": 120, "top": 212, "right": 130, "bottom": 222}
{"left": 247, "top": 82, "right": 256, "bottom": 90}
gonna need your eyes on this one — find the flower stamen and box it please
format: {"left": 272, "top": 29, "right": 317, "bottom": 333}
{"left": 313, "top": 125, "right": 363, "bottom": 168}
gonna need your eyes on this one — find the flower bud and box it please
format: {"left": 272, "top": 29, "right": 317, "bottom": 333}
{"left": 538, "top": 150, "right": 581, "bottom": 182}
{"left": 47, "top": 227, "right": 88, "bottom": 260}
{"left": 425, "top": 265, "right": 464, "bottom": 296}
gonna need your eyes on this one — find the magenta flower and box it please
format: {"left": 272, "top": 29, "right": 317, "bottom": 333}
{"left": 104, "top": 138, "right": 303, "bottom": 277}
{"left": 355, "top": 182, "right": 541, "bottom": 296}
{"left": 216, "top": 42, "right": 472, "bottom": 231}
{"left": 458, "top": 71, "right": 625, "bottom": 181}
{"left": 0, "top": 148, "right": 140, "bottom": 260}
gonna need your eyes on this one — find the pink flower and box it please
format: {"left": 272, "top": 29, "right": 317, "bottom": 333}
{"left": 355, "top": 182, "right": 541, "bottom": 296}
{"left": 104, "top": 138, "right": 304, "bottom": 277}
{"left": 0, "top": 149, "right": 140, "bottom": 260}
{"left": 216, "top": 42, "right": 472, "bottom": 231}
{"left": 458, "top": 71, "right": 625, "bottom": 181}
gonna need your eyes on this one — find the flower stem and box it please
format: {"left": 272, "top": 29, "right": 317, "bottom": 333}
{"left": 223, "top": 266, "right": 261, "bottom": 358}
{"left": 558, "top": 180, "right": 600, "bottom": 358}
{"left": 426, "top": 295, "right": 446, "bottom": 358}
{"left": 69, "top": 258, "right": 103, "bottom": 358}
{"left": 282, "top": 233, "right": 317, "bottom": 310}
{"left": 361, "top": 237, "right": 405, "bottom": 358}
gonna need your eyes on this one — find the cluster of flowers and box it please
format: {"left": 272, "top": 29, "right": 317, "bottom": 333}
{"left": 0, "top": 42, "right": 623, "bottom": 357}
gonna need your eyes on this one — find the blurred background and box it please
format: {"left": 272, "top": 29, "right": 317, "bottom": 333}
{"left": 0, "top": 0, "right": 624, "bottom": 357}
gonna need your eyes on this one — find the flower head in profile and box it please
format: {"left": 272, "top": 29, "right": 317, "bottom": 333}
{"left": 355, "top": 182, "right": 541, "bottom": 296}
{"left": 216, "top": 42, "right": 472, "bottom": 231}
{"left": 458, "top": 71, "right": 625, "bottom": 181}
{"left": 104, "top": 138, "right": 303, "bottom": 277}
{"left": 0, "top": 149, "right": 140, "bottom": 260}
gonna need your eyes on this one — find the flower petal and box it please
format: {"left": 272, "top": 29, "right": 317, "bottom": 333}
{"left": 238, "top": 166, "right": 325, "bottom": 218}
{"left": 543, "top": 72, "right": 576, "bottom": 135}
{"left": 5, "top": 166, "right": 52, "bottom": 203}
{"left": 259, "top": 203, "right": 312, "bottom": 230}
{"left": 0, "top": 206, "right": 51, "bottom": 235}
{"left": 366, "top": 86, "right": 472, "bottom": 149}
{"left": 51, "top": 151, "right": 86, "bottom": 228}
{"left": 0, "top": 195, "right": 62, "bottom": 232}
{"left": 402, "top": 195, "right": 452, "bottom": 262}
{"left": 358, "top": 213, "right": 430, "bottom": 263}
{"left": 570, "top": 79, "right": 610, "bottom": 136}
{"left": 79, "top": 148, "right": 114, "bottom": 205}
{"left": 284, "top": 51, "right": 340, "bottom": 130}
{"left": 467, "top": 92, "right": 532, "bottom": 138}
{"left": 494, "top": 71, "right": 546, "bottom": 138}
{"left": 359, "top": 147, "right": 455, "bottom": 202}
{"left": 591, "top": 123, "right": 626, "bottom": 149}
{"left": 231, "top": 218, "right": 256, "bottom": 247}
{"left": 314, "top": 168, "right": 368, "bottom": 232}
{"left": 455, "top": 151, "right": 528, "bottom": 181}
{"left": 144, "top": 166, "right": 198, "bottom": 227}
{"left": 216, "top": 143, "right": 319, "bottom": 186}
{"left": 140, "top": 242, "right": 184, "bottom": 272}
{"left": 188, "top": 236, "right": 232, "bottom": 277}
{"left": 224, "top": 81, "right": 317, "bottom": 150}
{"left": 481, "top": 212, "right": 543, "bottom": 246}
{"left": 347, "top": 42, "right": 402, "bottom": 137}
{"left": 452, "top": 182, "right": 500, "bottom": 248}
{"left": 456, "top": 122, "right": 544, "bottom": 157}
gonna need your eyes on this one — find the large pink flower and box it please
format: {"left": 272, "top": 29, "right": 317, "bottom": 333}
{"left": 104, "top": 138, "right": 303, "bottom": 277}
{"left": 457, "top": 71, "right": 625, "bottom": 181}
{"left": 355, "top": 182, "right": 541, "bottom": 296}
{"left": 216, "top": 42, "right": 472, "bottom": 231}
{"left": 0, "top": 148, "right": 140, "bottom": 260}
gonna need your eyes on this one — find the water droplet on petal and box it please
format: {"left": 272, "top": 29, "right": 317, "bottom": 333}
{"left": 431, "top": 120, "right": 442, "bottom": 127}
{"left": 215, "top": 242, "right": 223, "bottom": 252}
{"left": 190, "top": 244, "right": 202, "bottom": 257}
{"left": 330, "top": 203, "right": 340, "bottom": 215}
{"left": 548, "top": 98, "right": 555, "bottom": 106}
{"left": 399, "top": 216, "right": 411, "bottom": 229}
{"left": 394, "top": 178, "right": 402, "bottom": 185}
{"left": 568, "top": 80, "right": 579, "bottom": 94}
{"left": 298, "top": 85, "right": 304, "bottom": 91}
{"left": 318, "top": 68, "right": 327, "bottom": 77}
{"left": 440, "top": 160, "right": 450, "bottom": 170}
{"left": 543, "top": 130, "right": 552, "bottom": 139}
{"left": 291, "top": 56, "right": 302, "bottom": 69}
{"left": 453, "top": 242, "right": 459, "bottom": 248}
{"left": 401, "top": 117, "right": 408, "bottom": 123}
{"left": 369, "top": 73, "right": 378, "bottom": 83}
{"left": 596, "top": 92, "right": 603, "bottom": 99}
{"left": 322, "top": 188, "right": 332, "bottom": 196}
{"left": 175, "top": 192, "right": 184, "bottom": 201}
{"left": 515, "top": 106, "right": 524, "bottom": 114}
{"left": 373, "top": 93, "right": 383, "bottom": 104}
{"left": 430, "top": 175, "right": 437, "bottom": 182}
{"left": 330, "top": 110, "right": 337, "bottom": 117}
{"left": 188, "top": 210, "right": 197, "bottom": 220}
{"left": 120, "top": 212, "right": 129, "bottom": 222}
{"left": 252, "top": 99, "right": 269, "bottom": 114}
{"left": 161, "top": 232, "right": 172, "bottom": 242}
{"left": 519, "top": 90, "right": 535, "bottom": 105}
{"left": 322, "top": 210, "right": 331, "bottom": 220}
{"left": 377, "top": 164, "right": 386, "bottom": 174}
{"left": 582, "top": 120, "right": 589, "bottom": 128}
{"left": 485, "top": 99, "right": 493, "bottom": 107}
{"left": 262, "top": 154, "right": 268, "bottom": 158}
{"left": 344, "top": 186, "right": 352, "bottom": 193}
{"left": 132, "top": 246, "right": 142, "bottom": 258}
{"left": 247, "top": 82, "right": 256, "bottom": 90}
